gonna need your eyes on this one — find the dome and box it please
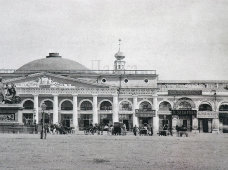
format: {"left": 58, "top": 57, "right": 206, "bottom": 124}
{"left": 16, "top": 53, "right": 89, "bottom": 72}
{"left": 114, "top": 51, "right": 125, "bottom": 60}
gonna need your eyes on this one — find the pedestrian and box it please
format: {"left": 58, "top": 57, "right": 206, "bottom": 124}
{"left": 44, "top": 124, "right": 48, "bottom": 139}
{"left": 133, "top": 125, "right": 138, "bottom": 136}
{"left": 123, "top": 124, "right": 126, "bottom": 135}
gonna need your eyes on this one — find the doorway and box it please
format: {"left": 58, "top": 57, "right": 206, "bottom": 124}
{"left": 199, "top": 119, "right": 212, "bottom": 133}
{"left": 83, "top": 120, "right": 90, "bottom": 128}
{"left": 183, "top": 120, "right": 187, "bottom": 128}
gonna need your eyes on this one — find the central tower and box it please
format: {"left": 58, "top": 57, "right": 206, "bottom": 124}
{"left": 114, "top": 39, "right": 126, "bottom": 71}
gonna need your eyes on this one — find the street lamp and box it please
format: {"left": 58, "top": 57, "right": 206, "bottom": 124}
{"left": 41, "top": 103, "right": 47, "bottom": 139}
{"left": 33, "top": 109, "right": 37, "bottom": 134}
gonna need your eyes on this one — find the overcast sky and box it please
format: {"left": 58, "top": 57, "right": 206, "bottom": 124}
{"left": 0, "top": 0, "right": 227, "bottom": 80}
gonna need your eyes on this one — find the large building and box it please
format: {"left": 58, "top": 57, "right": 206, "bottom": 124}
{"left": 0, "top": 48, "right": 228, "bottom": 134}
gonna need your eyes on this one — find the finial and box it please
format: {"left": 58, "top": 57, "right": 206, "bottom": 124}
{"left": 118, "top": 38, "right": 122, "bottom": 52}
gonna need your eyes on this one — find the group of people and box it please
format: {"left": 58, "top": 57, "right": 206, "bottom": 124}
{"left": 84, "top": 123, "right": 127, "bottom": 136}
{"left": 133, "top": 124, "right": 153, "bottom": 136}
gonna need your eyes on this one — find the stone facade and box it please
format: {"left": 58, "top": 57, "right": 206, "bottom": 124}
{"left": 0, "top": 52, "right": 228, "bottom": 134}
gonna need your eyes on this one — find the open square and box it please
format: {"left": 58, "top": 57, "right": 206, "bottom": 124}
{"left": 0, "top": 134, "right": 227, "bottom": 170}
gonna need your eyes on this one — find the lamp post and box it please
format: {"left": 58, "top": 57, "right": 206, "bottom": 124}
{"left": 33, "top": 109, "right": 37, "bottom": 134}
{"left": 41, "top": 103, "right": 47, "bottom": 139}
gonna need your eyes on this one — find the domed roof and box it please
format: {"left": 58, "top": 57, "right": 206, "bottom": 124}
{"left": 114, "top": 51, "right": 125, "bottom": 60}
{"left": 17, "top": 53, "right": 89, "bottom": 72}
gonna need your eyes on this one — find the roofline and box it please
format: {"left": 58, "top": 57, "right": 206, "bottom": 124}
{"left": 158, "top": 80, "right": 228, "bottom": 83}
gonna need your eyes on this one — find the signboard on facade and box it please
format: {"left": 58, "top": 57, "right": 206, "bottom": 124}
{"left": 197, "top": 111, "right": 218, "bottom": 119}
{"left": 172, "top": 110, "right": 197, "bottom": 116}
{"left": 168, "top": 90, "right": 202, "bottom": 96}
{"left": 135, "top": 109, "right": 156, "bottom": 117}
{"left": 157, "top": 111, "right": 172, "bottom": 115}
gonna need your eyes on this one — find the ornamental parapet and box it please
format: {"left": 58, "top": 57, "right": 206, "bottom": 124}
{"left": 16, "top": 87, "right": 158, "bottom": 95}
{"left": 16, "top": 87, "right": 118, "bottom": 95}
{"left": 119, "top": 88, "right": 157, "bottom": 95}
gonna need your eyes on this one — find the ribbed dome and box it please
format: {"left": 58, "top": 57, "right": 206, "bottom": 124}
{"left": 17, "top": 53, "right": 89, "bottom": 71}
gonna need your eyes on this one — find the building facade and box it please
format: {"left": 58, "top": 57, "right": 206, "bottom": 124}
{"left": 0, "top": 51, "right": 228, "bottom": 134}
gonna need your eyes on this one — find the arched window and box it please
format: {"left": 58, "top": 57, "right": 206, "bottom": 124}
{"left": 100, "top": 101, "right": 112, "bottom": 110}
{"left": 178, "top": 101, "right": 192, "bottom": 110}
{"left": 43, "top": 100, "right": 53, "bottom": 110}
{"left": 119, "top": 101, "right": 132, "bottom": 111}
{"left": 80, "top": 101, "right": 92, "bottom": 110}
{"left": 199, "top": 104, "right": 212, "bottom": 111}
{"left": 159, "top": 101, "right": 171, "bottom": 111}
{"left": 139, "top": 101, "right": 152, "bottom": 111}
{"left": 23, "top": 100, "right": 34, "bottom": 110}
{"left": 61, "top": 100, "right": 73, "bottom": 110}
{"left": 219, "top": 104, "right": 228, "bottom": 111}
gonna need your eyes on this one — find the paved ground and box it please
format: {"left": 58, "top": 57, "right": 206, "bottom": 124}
{"left": 0, "top": 133, "right": 227, "bottom": 170}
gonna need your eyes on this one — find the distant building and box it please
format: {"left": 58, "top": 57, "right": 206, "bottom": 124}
{"left": 0, "top": 46, "right": 228, "bottom": 134}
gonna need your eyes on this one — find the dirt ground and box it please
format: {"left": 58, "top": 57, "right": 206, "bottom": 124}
{"left": 0, "top": 133, "right": 227, "bottom": 170}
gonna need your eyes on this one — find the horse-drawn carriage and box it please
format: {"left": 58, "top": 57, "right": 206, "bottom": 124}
{"left": 176, "top": 125, "right": 188, "bottom": 137}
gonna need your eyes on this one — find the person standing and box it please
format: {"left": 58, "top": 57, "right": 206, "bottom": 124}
{"left": 133, "top": 125, "right": 138, "bottom": 136}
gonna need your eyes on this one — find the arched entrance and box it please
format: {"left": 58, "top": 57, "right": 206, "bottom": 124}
{"left": 79, "top": 100, "right": 93, "bottom": 130}
{"left": 22, "top": 100, "right": 34, "bottom": 126}
{"left": 60, "top": 100, "right": 73, "bottom": 128}
{"left": 198, "top": 103, "right": 213, "bottom": 133}
{"left": 119, "top": 100, "right": 133, "bottom": 131}
{"left": 99, "top": 100, "right": 113, "bottom": 125}
{"left": 137, "top": 101, "right": 153, "bottom": 128}
{"left": 219, "top": 103, "right": 228, "bottom": 133}
{"left": 158, "top": 101, "right": 172, "bottom": 132}
{"left": 172, "top": 97, "right": 196, "bottom": 131}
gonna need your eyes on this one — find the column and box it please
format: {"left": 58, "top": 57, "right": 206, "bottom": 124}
{"left": 133, "top": 95, "right": 139, "bottom": 127}
{"left": 93, "top": 94, "right": 98, "bottom": 125}
{"left": 73, "top": 94, "right": 78, "bottom": 130}
{"left": 153, "top": 95, "right": 159, "bottom": 135}
{"left": 33, "top": 94, "right": 39, "bottom": 124}
{"left": 53, "top": 94, "right": 59, "bottom": 124}
{"left": 192, "top": 115, "right": 199, "bottom": 134}
{"left": 212, "top": 118, "right": 220, "bottom": 133}
{"left": 113, "top": 94, "right": 119, "bottom": 123}
{"left": 18, "top": 110, "right": 23, "bottom": 124}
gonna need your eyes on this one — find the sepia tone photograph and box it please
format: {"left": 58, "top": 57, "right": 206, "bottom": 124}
{"left": 0, "top": 0, "right": 228, "bottom": 170}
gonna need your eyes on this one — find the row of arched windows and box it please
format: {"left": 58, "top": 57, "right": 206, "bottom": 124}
{"left": 22, "top": 99, "right": 151, "bottom": 111}
{"left": 22, "top": 99, "right": 228, "bottom": 112}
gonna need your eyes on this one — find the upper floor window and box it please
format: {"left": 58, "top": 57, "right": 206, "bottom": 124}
{"left": 139, "top": 101, "right": 152, "bottom": 111}
{"left": 219, "top": 104, "right": 228, "bottom": 111}
{"left": 119, "top": 101, "right": 132, "bottom": 111}
{"left": 23, "top": 100, "right": 34, "bottom": 110}
{"left": 100, "top": 101, "right": 112, "bottom": 110}
{"left": 61, "top": 100, "right": 73, "bottom": 110}
{"left": 43, "top": 100, "right": 53, "bottom": 110}
{"left": 159, "top": 101, "right": 171, "bottom": 111}
{"left": 199, "top": 104, "right": 212, "bottom": 111}
{"left": 80, "top": 101, "right": 92, "bottom": 110}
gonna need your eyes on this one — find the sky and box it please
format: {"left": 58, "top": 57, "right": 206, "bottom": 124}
{"left": 0, "top": 0, "right": 227, "bottom": 80}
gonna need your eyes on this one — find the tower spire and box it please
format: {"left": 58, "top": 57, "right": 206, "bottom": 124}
{"left": 114, "top": 39, "right": 126, "bottom": 71}
{"left": 118, "top": 38, "right": 121, "bottom": 52}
